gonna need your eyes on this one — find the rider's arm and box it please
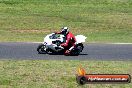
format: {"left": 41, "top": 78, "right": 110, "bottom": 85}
{"left": 61, "top": 36, "right": 71, "bottom": 47}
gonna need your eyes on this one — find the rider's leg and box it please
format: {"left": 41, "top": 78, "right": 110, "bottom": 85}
{"left": 64, "top": 43, "right": 76, "bottom": 55}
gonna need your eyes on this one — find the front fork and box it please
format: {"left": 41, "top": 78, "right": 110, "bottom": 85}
{"left": 42, "top": 42, "right": 47, "bottom": 51}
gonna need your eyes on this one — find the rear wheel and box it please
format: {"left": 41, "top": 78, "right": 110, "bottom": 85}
{"left": 76, "top": 43, "right": 84, "bottom": 52}
{"left": 37, "top": 44, "right": 47, "bottom": 54}
{"left": 77, "top": 45, "right": 83, "bottom": 53}
{"left": 70, "top": 48, "right": 80, "bottom": 56}
{"left": 71, "top": 45, "right": 83, "bottom": 56}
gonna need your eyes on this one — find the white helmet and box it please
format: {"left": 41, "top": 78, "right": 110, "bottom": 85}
{"left": 61, "top": 27, "right": 69, "bottom": 35}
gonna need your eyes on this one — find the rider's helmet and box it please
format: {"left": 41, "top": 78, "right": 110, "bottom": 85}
{"left": 61, "top": 27, "right": 69, "bottom": 35}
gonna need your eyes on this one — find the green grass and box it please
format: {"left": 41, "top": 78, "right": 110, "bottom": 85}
{"left": 0, "top": 60, "right": 131, "bottom": 88}
{"left": 0, "top": 0, "right": 132, "bottom": 42}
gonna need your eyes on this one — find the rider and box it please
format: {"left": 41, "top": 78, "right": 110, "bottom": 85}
{"left": 55, "top": 27, "right": 76, "bottom": 55}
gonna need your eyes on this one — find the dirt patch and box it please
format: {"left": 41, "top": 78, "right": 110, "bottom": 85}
{"left": 11, "top": 29, "right": 55, "bottom": 34}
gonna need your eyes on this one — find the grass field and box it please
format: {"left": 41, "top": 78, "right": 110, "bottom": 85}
{"left": 0, "top": 60, "right": 131, "bottom": 88}
{"left": 0, "top": 0, "right": 132, "bottom": 42}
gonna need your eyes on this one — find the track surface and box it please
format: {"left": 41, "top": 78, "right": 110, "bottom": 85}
{"left": 0, "top": 42, "right": 132, "bottom": 60}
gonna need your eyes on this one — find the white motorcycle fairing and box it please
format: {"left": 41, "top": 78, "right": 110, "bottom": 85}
{"left": 43, "top": 33, "right": 65, "bottom": 52}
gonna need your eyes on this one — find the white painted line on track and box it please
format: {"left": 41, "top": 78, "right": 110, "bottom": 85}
{"left": 32, "top": 42, "right": 42, "bottom": 43}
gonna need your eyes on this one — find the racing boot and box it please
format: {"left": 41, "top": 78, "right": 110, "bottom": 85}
{"left": 64, "top": 50, "right": 71, "bottom": 56}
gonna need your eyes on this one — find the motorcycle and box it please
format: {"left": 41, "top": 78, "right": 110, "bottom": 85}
{"left": 37, "top": 33, "right": 87, "bottom": 56}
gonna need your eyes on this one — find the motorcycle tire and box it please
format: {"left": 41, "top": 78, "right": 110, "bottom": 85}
{"left": 37, "top": 44, "right": 47, "bottom": 54}
{"left": 70, "top": 48, "right": 80, "bottom": 56}
{"left": 70, "top": 45, "right": 83, "bottom": 56}
{"left": 76, "top": 43, "right": 84, "bottom": 52}
{"left": 77, "top": 45, "right": 83, "bottom": 53}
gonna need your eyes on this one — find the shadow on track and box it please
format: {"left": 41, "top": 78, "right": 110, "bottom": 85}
{"left": 79, "top": 53, "right": 88, "bottom": 55}
{"left": 38, "top": 53, "right": 88, "bottom": 56}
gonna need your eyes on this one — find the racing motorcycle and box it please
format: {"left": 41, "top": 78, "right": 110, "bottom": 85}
{"left": 37, "top": 33, "right": 87, "bottom": 56}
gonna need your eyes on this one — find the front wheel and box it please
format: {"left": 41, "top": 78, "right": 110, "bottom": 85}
{"left": 37, "top": 44, "right": 47, "bottom": 54}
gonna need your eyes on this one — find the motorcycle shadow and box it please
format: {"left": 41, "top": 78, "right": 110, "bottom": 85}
{"left": 79, "top": 53, "right": 88, "bottom": 55}
{"left": 47, "top": 52, "right": 64, "bottom": 55}
{"left": 47, "top": 53, "right": 88, "bottom": 56}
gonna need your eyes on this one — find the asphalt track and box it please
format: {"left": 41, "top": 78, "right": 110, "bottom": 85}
{"left": 0, "top": 42, "right": 132, "bottom": 60}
